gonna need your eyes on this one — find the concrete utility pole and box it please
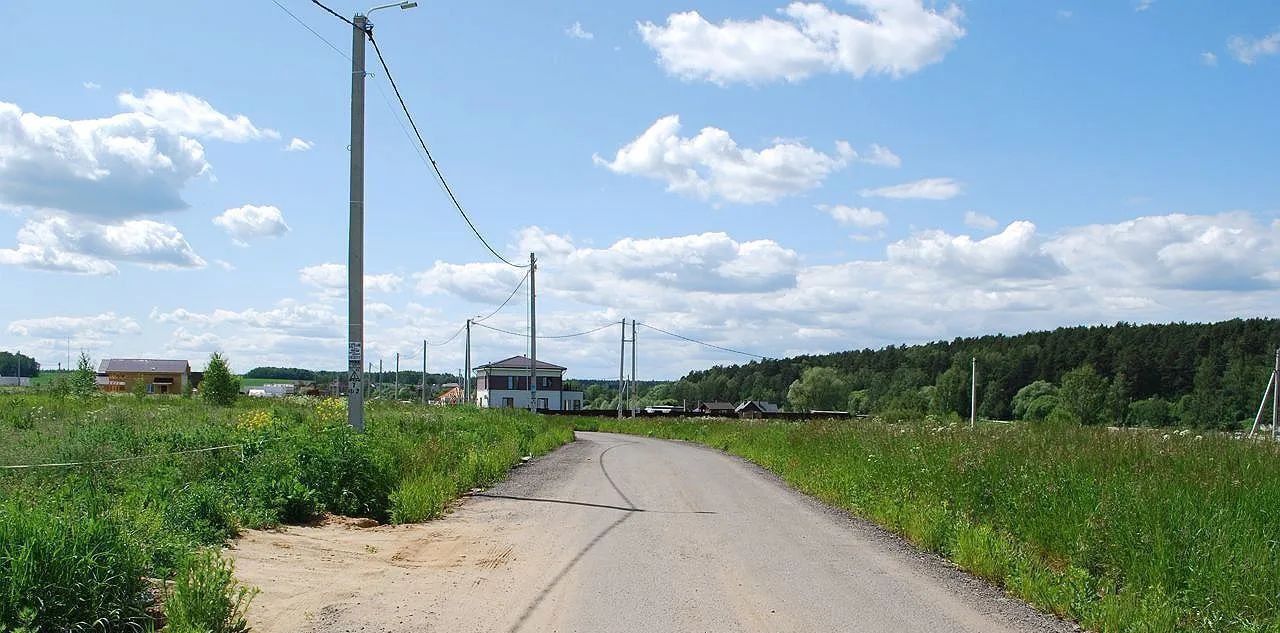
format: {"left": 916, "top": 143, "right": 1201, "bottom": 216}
{"left": 464, "top": 319, "right": 472, "bottom": 405}
{"left": 528, "top": 252, "right": 538, "bottom": 412}
{"left": 421, "top": 340, "right": 426, "bottom": 405}
{"left": 346, "top": 12, "right": 369, "bottom": 430}
{"left": 631, "top": 319, "right": 637, "bottom": 417}
{"left": 618, "top": 319, "right": 626, "bottom": 419}
{"left": 970, "top": 357, "right": 977, "bottom": 429}
{"left": 394, "top": 353, "right": 400, "bottom": 400}
{"left": 1250, "top": 348, "right": 1280, "bottom": 439}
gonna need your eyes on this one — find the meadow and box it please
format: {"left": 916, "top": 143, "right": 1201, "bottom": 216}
{"left": 0, "top": 393, "right": 574, "bottom": 632}
{"left": 578, "top": 417, "right": 1280, "bottom": 633}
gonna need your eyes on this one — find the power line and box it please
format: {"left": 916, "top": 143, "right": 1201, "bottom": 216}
{"left": 271, "top": 0, "right": 350, "bottom": 60}
{"left": 473, "top": 270, "right": 530, "bottom": 324}
{"left": 306, "top": 0, "right": 521, "bottom": 268}
{"left": 309, "top": 0, "right": 354, "bottom": 28}
{"left": 636, "top": 322, "right": 766, "bottom": 359}
{"left": 425, "top": 322, "right": 467, "bottom": 348}
{"left": 365, "top": 33, "right": 527, "bottom": 269}
{"left": 473, "top": 321, "right": 616, "bottom": 340}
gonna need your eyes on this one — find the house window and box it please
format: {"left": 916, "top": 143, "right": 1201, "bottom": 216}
{"left": 502, "top": 397, "right": 514, "bottom": 408}
{"left": 506, "top": 376, "right": 515, "bottom": 389}
{"left": 537, "top": 398, "right": 548, "bottom": 410}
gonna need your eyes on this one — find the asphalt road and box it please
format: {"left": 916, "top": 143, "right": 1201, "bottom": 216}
{"left": 233, "top": 431, "right": 1073, "bottom": 633}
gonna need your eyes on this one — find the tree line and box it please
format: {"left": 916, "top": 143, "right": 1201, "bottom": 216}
{"left": 653, "top": 319, "right": 1279, "bottom": 429}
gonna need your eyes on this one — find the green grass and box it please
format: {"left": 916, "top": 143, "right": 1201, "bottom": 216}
{"left": 577, "top": 417, "right": 1280, "bottom": 633}
{"left": 0, "top": 393, "right": 574, "bottom": 631}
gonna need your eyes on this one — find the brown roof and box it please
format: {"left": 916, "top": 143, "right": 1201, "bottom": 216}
{"left": 98, "top": 359, "right": 190, "bottom": 374}
{"left": 474, "top": 355, "right": 566, "bottom": 371}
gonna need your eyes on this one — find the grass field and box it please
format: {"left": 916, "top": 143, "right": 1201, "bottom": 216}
{"left": 0, "top": 394, "right": 574, "bottom": 632}
{"left": 577, "top": 417, "right": 1280, "bottom": 633}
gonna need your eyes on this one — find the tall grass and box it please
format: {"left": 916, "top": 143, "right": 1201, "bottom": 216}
{"left": 0, "top": 394, "right": 574, "bottom": 631}
{"left": 580, "top": 418, "right": 1280, "bottom": 633}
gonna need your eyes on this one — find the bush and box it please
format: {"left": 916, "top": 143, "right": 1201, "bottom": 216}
{"left": 164, "top": 549, "right": 255, "bottom": 633}
{"left": 1126, "top": 397, "right": 1172, "bottom": 427}
{"left": 201, "top": 352, "right": 240, "bottom": 407}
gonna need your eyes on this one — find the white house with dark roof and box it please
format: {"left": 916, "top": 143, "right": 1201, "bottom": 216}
{"left": 473, "top": 355, "right": 584, "bottom": 411}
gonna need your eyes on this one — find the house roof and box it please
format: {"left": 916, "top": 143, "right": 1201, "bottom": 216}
{"left": 98, "top": 359, "right": 190, "bottom": 374}
{"left": 735, "top": 400, "right": 779, "bottom": 413}
{"left": 474, "top": 355, "right": 566, "bottom": 371}
{"left": 696, "top": 401, "right": 735, "bottom": 410}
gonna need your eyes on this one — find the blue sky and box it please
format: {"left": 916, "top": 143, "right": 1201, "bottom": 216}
{"left": 1, "top": 0, "right": 1277, "bottom": 379}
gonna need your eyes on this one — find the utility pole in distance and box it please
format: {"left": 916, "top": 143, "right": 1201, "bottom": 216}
{"left": 394, "top": 352, "right": 400, "bottom": 400}
{"left": 464, "top": 319, "right": 472, "bottom": 405}
{"left": 970, "top": 357, "right": 977, "bottom": 429}
{"left": 618, "top": 319, "right": 625, "bottom": 419}
{"left": 631, "top": 319, "right": 637, "bottom": 417}
{"left": 528, "top": 252, "right": 538, "bottom": 412}
{"left": 421, "top": 340, "right": 426, "bottom": 405}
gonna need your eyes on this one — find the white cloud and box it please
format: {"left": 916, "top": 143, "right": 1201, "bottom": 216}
{"left": 594, "top": 115, "right": 853, "bottom": 204}
{"left": 565, "top": 21, "right": 594, "bottom": 40}
{"left": 1228, "top": 30, "right": 1280, "bottom": 65}
{"left": 1135, "top": 0, "right": 1155, "bottom": 11}
{"left": 819, "top": 204, "right": 887, "bottom": 229}
{"left": 299, "top": 262, "right": 404, "bottom": 297}
{"left": 637, "top": 1, "right": 965, "bottom": 85}
{"left": 284, "top": 137, "right": 314, "bottom": 152}
{"left": 0, "top": 101, "right": 211, "bottom": 218}
{"left": 1044, "top": 212, "right": 1280, "bottom": 291}
{"left": 888, "top": 221, "right": 1063, "bottom": 280}
{"left": 1200, "top": 51, "right": 1218, "bottom": 67}
{"left": 0, "top": 215, "right": 205, "bottom": 275}
{"left": 212, "top": 204, "right": 290, "bottom": 245}
{"left": 214, "top": 259, "right": 236, "bottom": 271}
{"left": 859, "top": 144, "right": 901, "bottom": 168}
{"left": 8, "top": 312, "right": 141, "bottom": 339}
{"left": 861, "top": 177, "right": 961, "bottom": 200}
{"left": 1056, "top": 10, "right": 1073, "bottom": 20}
{"left": 153, "top": 300, "right": 343, "bottom": 339}
{"left": 964, "top": 211, "right": 998, "bottom": 230}
{"left": 83, "top": 81, "right": 101, "bottom": 90}
{"left": 117, "top": 89, "right": 279, "bottom": 142}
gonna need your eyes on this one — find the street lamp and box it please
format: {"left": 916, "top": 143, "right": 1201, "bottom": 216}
{"left": 347, "top": 0, "right": 416, "bottom": 431}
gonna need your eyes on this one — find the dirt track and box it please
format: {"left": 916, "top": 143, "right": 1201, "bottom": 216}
{"left": 231, "top": 431, "right": 1073, "bottom": 632}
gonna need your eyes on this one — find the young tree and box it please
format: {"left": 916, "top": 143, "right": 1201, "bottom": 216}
{"left": 69, "top": 351, "right": 96, "bottom": 397}
{"left": 786, "top": 367, "right": 849, "bottom": 411}
{"left": 1056, "top": 364, "right": 1108, "bottom": 425}
{"left": 201, "top": 352, "right": 240, "bottom": 407}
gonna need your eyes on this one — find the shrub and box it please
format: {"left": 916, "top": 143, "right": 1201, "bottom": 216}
{"left": 201, "top": 353, "right": 240, "bottom": 407}
{"left": 164, "top": 549, "right": 256, "bottom": 633}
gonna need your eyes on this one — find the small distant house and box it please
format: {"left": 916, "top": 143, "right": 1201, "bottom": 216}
{"left": 437, "top": 383, "right": 463, "bottom": 404}
{"left": 735, "top": 400, "right": 780, "bottom": 419}
{"left": 693, "top": 401, "right": 736, "bottom": 416}
{"left": 97, "top": 359, "right": 191, "bottom": 395}
{"left": 246, "top": 383, "right": 296, "bottom": 398}
{"left": 473, "top": 355, "right": 584, "bottom": 411}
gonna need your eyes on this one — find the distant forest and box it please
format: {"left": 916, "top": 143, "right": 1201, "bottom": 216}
{"left": 650, "top": 319, "right": 1280, "bottom": 429}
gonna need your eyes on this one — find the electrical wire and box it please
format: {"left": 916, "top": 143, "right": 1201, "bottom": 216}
{"left": 307, "top": 0, "right": 524, "bottom": 268}
{"left": 309, "top": 0, "right": 354, "bottom": 27}
{"left": 473, "top": 321, "right": 617, "bottom": 340}
{"left": 473, "top": 270, "right": 530, "bottom": 324}
{"left": 272, "top": 0, "right": 350, "bottom": 60}
{"left": 636, "top": 322, "right": 766, "bottom": 359}
{"left": 425, "top": 322, "right": 467, "bottom": 348}
{"left": 366, "top": 33, "right": 528, "bottom": 269}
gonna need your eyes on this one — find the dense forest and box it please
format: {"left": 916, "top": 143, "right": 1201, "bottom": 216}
{"left": 649, "top": 319, "right": 1280, "bottom": 430}
{"left": 0, "top": 351, "right": 39, "bottom": 378}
